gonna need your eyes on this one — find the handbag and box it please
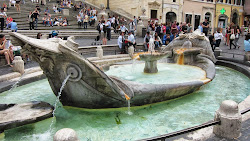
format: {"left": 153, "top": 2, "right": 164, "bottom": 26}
{"left": 235, "top": 33, "right": 239, "bottom": 39}
{"left": 230, "top": 34, "right": 235, "bottom": 40}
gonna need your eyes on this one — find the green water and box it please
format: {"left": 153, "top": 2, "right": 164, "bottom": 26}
{"left": 0, "top": 66, "right": 249, "bottom": 141}
{"left": 105, "top": 63, "right": 206, "bottom": 84}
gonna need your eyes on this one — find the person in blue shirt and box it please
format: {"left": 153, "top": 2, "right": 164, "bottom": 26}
{"left": 10, "top": 20, "right": 17, "bottom": 32}
{"left": 244, "top": 34, "right": 250, "bottom": 52}
{"left": 198, "top": 22, "right": 203, "bottom": 33}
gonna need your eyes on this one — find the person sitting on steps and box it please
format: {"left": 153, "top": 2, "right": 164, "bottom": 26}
{"left": 0, "top": 34, "right": 14, "bottom": 67}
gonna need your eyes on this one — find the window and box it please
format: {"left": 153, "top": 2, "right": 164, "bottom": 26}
{"left": 173, "top": 0, "right": 176, "bottom": 2}
{"left": 217, "top": 0, "right": 223, "bottom": 3}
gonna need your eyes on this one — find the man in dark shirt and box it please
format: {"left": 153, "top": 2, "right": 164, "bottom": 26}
{"left": 181, "top": 22, "right": 188, "bottom": 34}
{"left": 202, "top": 19, "right": 209, "bottom": 36}
{"left": 32, "top": 8, "right": 39, "bottom": 29}
{"left": 0, "top": 8, "right": 7, "bottom": 32}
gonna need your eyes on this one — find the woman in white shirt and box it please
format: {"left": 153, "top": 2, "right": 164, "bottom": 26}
{"left": 214, "top": 28, "right": 224, "bottom": 48}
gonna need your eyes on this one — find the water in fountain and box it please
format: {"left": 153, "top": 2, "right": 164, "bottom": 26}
{"left": 0, "top": 66, "right": 249, "bottom": 141}
{"left": 176, "top": 41, "right": 193, "bottom": 65}
{"left": 49, "top": 75, "right": 71, "bottom": 131}
{"left": 124, "top": 94, "right": 133, "bottom": 115}
{"left": 148, "top": 38, "right": 155, "bottom": 53}
{"left": 9, "top": 69, "right": 31, "bottom": 92}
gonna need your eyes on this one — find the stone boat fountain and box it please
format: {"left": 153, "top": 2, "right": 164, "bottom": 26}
{"left": 9, "top": 31, "right": 215, "bottom": 109}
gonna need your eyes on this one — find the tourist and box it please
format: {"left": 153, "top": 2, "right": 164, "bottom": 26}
{"left": 244, "top": 34, "right": 250, "bottom": 52}
{"left": 83, "top": 13, "right": 88, "bottom": 29}
{"left": 61, "top": 17, "right": 68, "bottom": 26}
{"left": 106, "top": 19, "right": 111, "bottom": 40}
{"left": 126, "top": 31, "right": 136, "bottom": 47}
{"left": 100, "top": 20, "right": 107, "bottom": 45}
{"left": 234, "top": 25, "right": 241, "bottom": 48}
{"left": 162, "top": 23, "right": 166, "bottom": 36}
{"left": 0, "top": 8, "right": 7, "bottom": 32}
{"left": 155, "top": 23, "right": 162, "bottom": 39}
{"left": 181, "top": 22, "right": 188, "bottom": 34}
{"left": 10, "top": 20, "right": 18, "bottom": 32}
{"left": 0, "top": 34, "right": 14, "bottom": 67}
{"left": 209, "top": 33, "right": 215, "bottom": 52}
{"left": 214, "top": 28, "right": 224, "bottom": 48}
{"left": 28, "top": 11, "right": 34, "bottom": 30}
{"left": 133, "top": 16, "right": 137, "bottom": 27}
{"left": 77, "top": 14, "right": 82, "bottom": 28}
{"left": 32, "top": 8, "right": 39, "bottom": 29}
{"left": 129, "top": 19, "right": 136, "bottom": 35}
{"left": 166, "top": 22, "right": 171, "bottom": 34}
{"left": 3, "top": 3, "right": 8, "bottom": 12}
{"left": 202, "top": 19, "right": 209, "bottom": 36}
{"left": 37, "top": 32, "right": 42, "bottom": 39}
{"left": 171, "top": 21, "right": 178, "bottom": 35}
{"left": 187, "top": 23, "right": 192, "bottom": 33}
{"left": 225, "top": 25, "right": 231, "bottom": 46}
{"left": 58, "top": 16, "right": 63, "bottom": 25}
{"left": 120, "top": 24, "right": 128, "bottom": 34}
{"left": 198, "top": 22, "right": 203, "bottom": 33}
{"left": 229, "top": 23, "right": 237, "bottom": 49}
{"left": 154, "top": 32, "right": 162, "bottom": 48}
{"left": 16, "top": 0, "right": 21, "bottom": 12}
{"left": 170, "top": 33, "right": 178, "bottom": 42}
{"left": 144, "top": 31, "right": 152, "bottom": 51}
{"left": 162, "top": 33, "right": 171, "bottom": 45}
{"left": 117, "top": 32, "right": 125, "bottom": 53}
{"left": 44, "top": 7, "right": 50, "bottom": 15}
{"left": 54, "top": 16, "right": 60, "bottom": 26}
{"left": 6, "top": 16, "right": 13, "bottom": 29}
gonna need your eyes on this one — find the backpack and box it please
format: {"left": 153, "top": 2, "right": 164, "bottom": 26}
{"left": 103, "top": 24, "right": 107, "bottom": 33}
{"left": 96, "top": 24, "right": 100, "bottom": 31}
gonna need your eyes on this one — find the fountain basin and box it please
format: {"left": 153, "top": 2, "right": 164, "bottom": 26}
{"left": 0, "top": 66, "right": 249, "bottom": 141}
{"left": 139, "top": 52, "right": 171, "bottom": 73}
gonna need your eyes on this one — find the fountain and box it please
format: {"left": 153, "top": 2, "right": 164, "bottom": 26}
{"left": 8, "top": 31, "right": 216, "bottom": 109}
{"left": 0, "top": 31, "right": 248, "bottom": 140}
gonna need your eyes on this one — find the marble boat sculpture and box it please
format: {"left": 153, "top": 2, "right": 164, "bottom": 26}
{"left": 9, "top": 30, "right": 215, "bottom": 109}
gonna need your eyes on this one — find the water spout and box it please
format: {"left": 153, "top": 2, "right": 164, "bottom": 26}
{"left": 148, "top": 38, "right": 155, "bottom": 53}
{"left": 49, "top": 75, "right": 71, "bottom": 131}
{"left": 9, "top": 69, "right": 32, "bottom": 92}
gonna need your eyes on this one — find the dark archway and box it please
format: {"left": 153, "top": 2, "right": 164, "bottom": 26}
{"left": 218, "top": 14, "right": 228, "bottom": 28}
{"left": 166, "top": 12, "right": 177, "bottom": 24}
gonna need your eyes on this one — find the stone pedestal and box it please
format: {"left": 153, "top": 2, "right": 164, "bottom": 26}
{"left": 144, "top": 60, "right": 158, "bottom": 73}
{"left": 128, "top": 46, "right": 134, "bottom": 58}
{"left": 137, "top": 20, "right": 145, "bottom": 37}
{"left": 244, "top": 51, "right": 250, "bottom": 61}
{"left": 96, "top": 46, "right": 103, "bottom": 59}
{"left": 54, "top": 128, "right": 79, "bottom": 141}
{"left": 12, "top": 56, "right": 24, "bottom": 74}
{"left": 214, "top": 47, "right": 222, "bottom": 58}
{"left": 140, "top": 15, "right": 149, "bottom": 27}
{"left": 62, "top": 9, "right": 69, "bottom": 16}
{"left": 213, "top": 100, "right": 242, "bottom": 139}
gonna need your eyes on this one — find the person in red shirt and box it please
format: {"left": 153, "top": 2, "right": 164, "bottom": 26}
{"left": 6, "top": 16, "right": 13, "bottom": 29}
{"left": 171, "top": 21, "right": 178, "bottom": 34}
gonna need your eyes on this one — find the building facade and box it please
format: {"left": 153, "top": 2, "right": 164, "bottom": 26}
{"left": 215, "top": 0, "right": 245, "bottom": 31}
{"left": 244, "top": 0, "right": 250, "bottom": 26}
{"left": 85, "top": 0, "right": 183, "bottom": 24}
{"left": 183, "top": 0, "right": 215, "bottom": 33}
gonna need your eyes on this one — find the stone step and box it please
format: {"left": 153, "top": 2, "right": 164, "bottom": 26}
{"left": 88, "top": 54, "right": 130, "bottom": 61}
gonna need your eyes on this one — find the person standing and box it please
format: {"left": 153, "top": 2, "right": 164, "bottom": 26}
{"left": 234, "top": 25, "right": 241, "bottom": 48}
{"left": 118, "top": 32, "right": 125, "bottom": 53}
{"left": 126, "top": 31, "right": 136, "bottom": 47}
{"left": 214, "top": 28, "right": 224, "bottom": 48}
{"left": 198, "top": 22, "right": 203, "bottom": 33}
{"left": 32, "top": 8, "right": 39, "bottom": 29}
{"left": 229, "top": 23, "right": 237, "bottom": 49}
{"left": 106, "top": 19, "right": 111, "bottom": 40}
{"left": 171, "top": 21, "right": 178, "bottom": 35}
{"left": 143, "top": 31, "right": 152, "bottom": 51}
{"left": 28, "top": 12, "right": 34, "bottom": 30}
{"left": 16, "top": 0, "right": 21, "bottom": 12}
{"left": 83, "top": 13, "right": 88, "bottom": 29}
{"left": 0, "top": 8, "right": 7, "bottom": 32}
{"left": 129, "top": 19, "right": 136, "bottom": 35}
{"left": 202, "top": 19, "right": 209, "bottom": 36}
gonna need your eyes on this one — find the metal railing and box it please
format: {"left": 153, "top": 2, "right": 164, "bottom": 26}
{"left": 138, "top": 106, "right": 250, "bottom": 141}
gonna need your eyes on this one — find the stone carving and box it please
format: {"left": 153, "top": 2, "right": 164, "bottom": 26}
{"left": 0, "top": 101, "right": 53, "bottom": 132}
{"left": 9, "top": 31, "right": 215, "bottom": 109}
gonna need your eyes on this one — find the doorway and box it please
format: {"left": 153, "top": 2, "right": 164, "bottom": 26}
{"left": 151, "top": 10, "right": 157, "bottom": 20}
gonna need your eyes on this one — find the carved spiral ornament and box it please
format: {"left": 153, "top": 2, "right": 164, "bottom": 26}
{"left": 66, "top": 64, "right": 82, "bottom": 82}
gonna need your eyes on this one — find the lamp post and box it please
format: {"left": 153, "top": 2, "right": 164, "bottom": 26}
{"left": 107, "top": 0, "right": 110, "bottom": 9}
